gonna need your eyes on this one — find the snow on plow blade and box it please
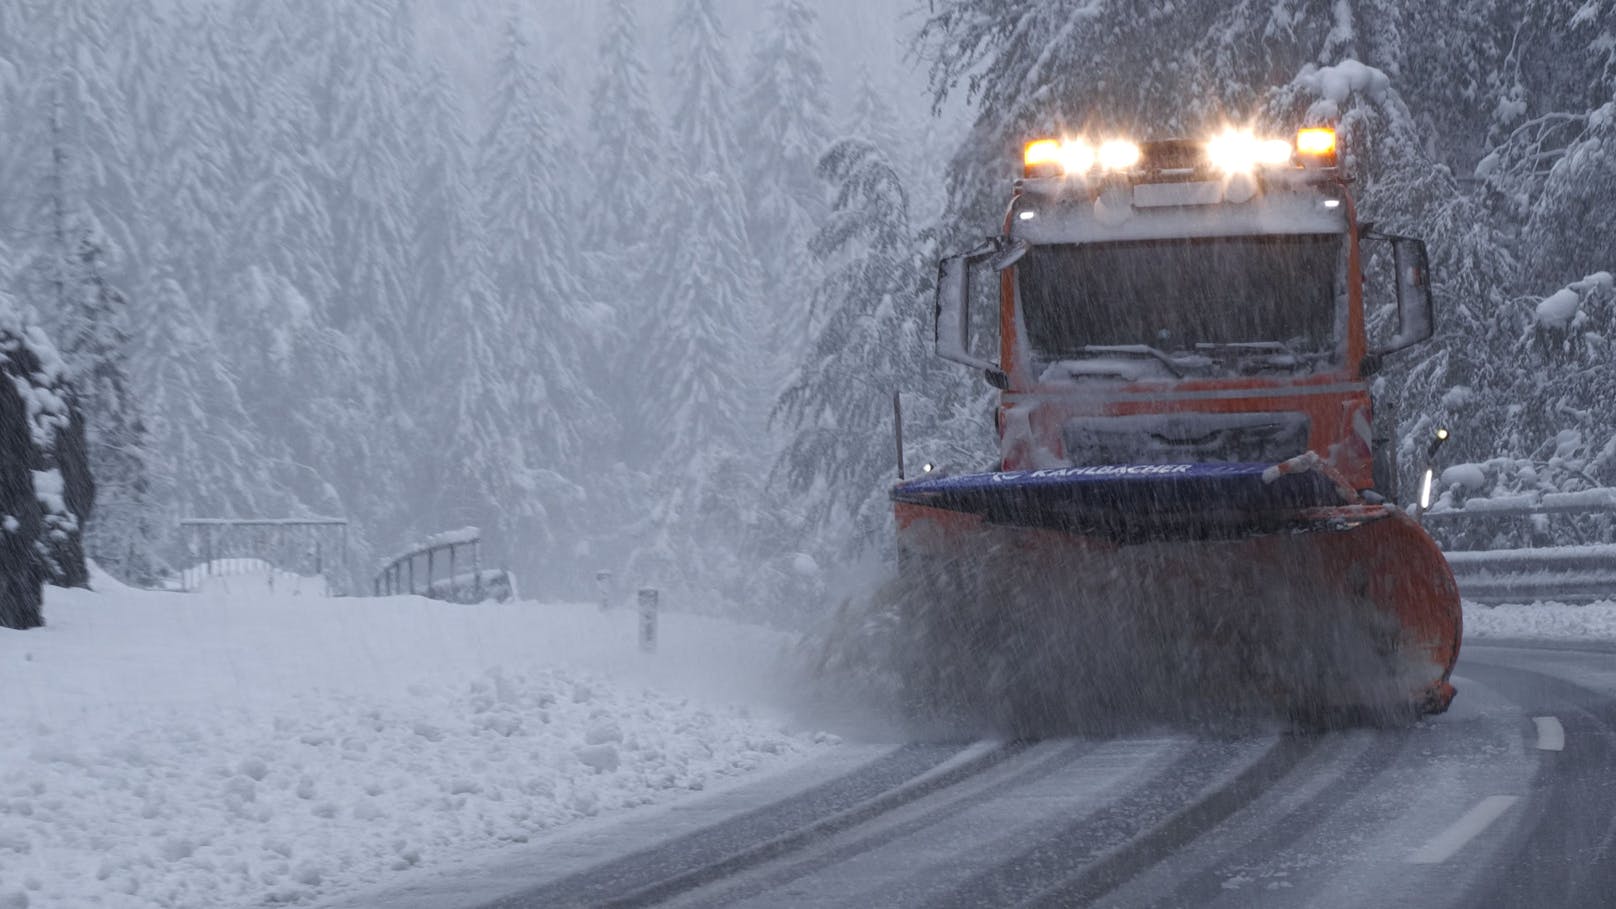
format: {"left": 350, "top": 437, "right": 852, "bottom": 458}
{"left": 889, "top": 463, "right": 1462, "bottom": 732}
{"left": 892, "top": 463, "right": 1355, "bottom": 541}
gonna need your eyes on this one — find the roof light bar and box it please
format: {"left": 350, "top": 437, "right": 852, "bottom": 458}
{"left": 1023, "top": 139, "right": 1063, "bottom": 178}
{"left": 1060, "top": 140, "right": 1096, "bottom": 174}
{"left": 1207, "top": 130, "right": 1294, "bottom": 174}
{"left": 1022, "top": 126, "right": 1341, "bottom": 178}
{"left": 1297, "top": 127, "right": 1337, "bottom": 156}
{"left": 1022, "top": 137, "right": 1137, "bottom": 177}
{"left": 1097, "top": 140, "right": 1141, "bottom": 171}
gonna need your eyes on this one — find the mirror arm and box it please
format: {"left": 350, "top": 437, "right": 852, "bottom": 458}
{"left": 934, "top": 236, "right": 1014, "bottom": 379}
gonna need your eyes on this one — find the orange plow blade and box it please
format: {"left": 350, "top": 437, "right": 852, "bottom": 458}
{"left": 889, "top": 500, "right": 1461, "bottom": 734}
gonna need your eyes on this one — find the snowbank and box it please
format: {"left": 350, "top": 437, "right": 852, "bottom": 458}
{"left": 0, "top": 581, "right": 832, "bottom": 908}
{"left": 1463, "top": 599, "right": 1616, "bottom": 642}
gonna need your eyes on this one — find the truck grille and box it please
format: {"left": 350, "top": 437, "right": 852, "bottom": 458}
{"left": 1062, "top": 412, "right": 1310, "bottom": 465}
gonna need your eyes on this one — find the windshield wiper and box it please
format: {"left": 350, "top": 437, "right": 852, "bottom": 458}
{"left": 1192, "top": 341, "right": 1294, "bottom": 355}
{"left": 1190, "top": 341, "right": 1326, "bottom": 374}
{"left": 1075, "top": 344, "right": 1195, "bottom": 379}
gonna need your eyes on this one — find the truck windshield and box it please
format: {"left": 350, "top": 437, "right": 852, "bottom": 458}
{"left": 1018, "top": 234, "right": 1344, "bottom": 375}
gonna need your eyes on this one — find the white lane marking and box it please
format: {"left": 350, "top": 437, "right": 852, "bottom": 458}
{"left": 1533, "top": 715, "right": 1566, "bottom": 752}
{"left": 1408, "top": 796, "right": 1520, "bottom": 864}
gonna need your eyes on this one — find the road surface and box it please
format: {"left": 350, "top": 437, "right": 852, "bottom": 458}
{"left": 335, "top": 639, "right": 1616, "bottom": 908}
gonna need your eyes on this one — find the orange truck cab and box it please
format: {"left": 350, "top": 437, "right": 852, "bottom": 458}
{"left": 945, "top": 129, "right": 1434, "bottom": 493}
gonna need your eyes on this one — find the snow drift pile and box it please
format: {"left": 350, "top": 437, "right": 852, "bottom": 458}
{"left": 0, "top": 578, "right": 827, "bottom": 909}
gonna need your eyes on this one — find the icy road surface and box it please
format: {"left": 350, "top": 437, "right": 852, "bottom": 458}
{"left": 346, "top": 636, "right": 1616, "bottom": 909}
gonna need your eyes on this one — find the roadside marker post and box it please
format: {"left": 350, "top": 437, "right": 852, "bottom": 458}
{"left": 638, "top": 588, "right": 658, "bottom": 654}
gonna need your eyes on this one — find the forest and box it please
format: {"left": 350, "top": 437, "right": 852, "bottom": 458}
{"left": 0, "top": 0, "right": 1611, "bottom": 620}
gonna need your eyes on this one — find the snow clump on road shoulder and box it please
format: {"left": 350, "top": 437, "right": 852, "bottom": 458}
{"left": 0, "top": 575, "right": 829, "bottom": 909}
{"left": 1463, "top": 599, "right": 1616, "bottom": 642}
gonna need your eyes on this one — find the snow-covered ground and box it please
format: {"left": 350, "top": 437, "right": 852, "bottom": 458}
{"left": 1463, "top": 598, "right": 1616, "bottom": 642}
{"left": 0, "top": 569, "right": 835, "bottom": 909}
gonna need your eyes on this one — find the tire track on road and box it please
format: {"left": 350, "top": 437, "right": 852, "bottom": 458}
{"left": 477, "top": 741, "right": 1020, "bottom": 909}
{"left": 930, "top": 734, "right": 1314, "bottom": 908}
{"left": 1128, "top": 729, "right": 1418, "bottom": 907}
{"left": 679, "top": 739, "right": 1098, "bottom": 907}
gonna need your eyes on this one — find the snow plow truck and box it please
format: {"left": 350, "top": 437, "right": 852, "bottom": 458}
{"left": 890, "top": 127, "right": 1461, "bottom": 731}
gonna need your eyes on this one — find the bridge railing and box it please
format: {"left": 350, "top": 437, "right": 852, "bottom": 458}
{"left": 178, "top": 518, "right": 349, "bottom": 595}
{"left": 374, "top": 528, "right": 515, "bottom": 603}
{"left": 1424, "top": 490, "right": 1616, "bottom": 604}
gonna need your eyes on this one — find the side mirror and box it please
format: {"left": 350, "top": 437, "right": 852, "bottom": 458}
{"left": 935, "top": 236, "right": 1018, "bottom": 384}
{"left": 1365, "top": 234, "right": 1435, "bottom": 355}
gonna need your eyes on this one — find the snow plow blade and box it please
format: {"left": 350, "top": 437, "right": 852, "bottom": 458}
{"left": 889, "top": 462, "right": 1462, "bottom": 732}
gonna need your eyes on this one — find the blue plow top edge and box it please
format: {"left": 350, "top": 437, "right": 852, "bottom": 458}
{"left": 891, "top": 462, "right": 1352, "bottom": 540}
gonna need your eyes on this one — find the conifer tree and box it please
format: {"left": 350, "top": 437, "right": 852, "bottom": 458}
{"left": 52, "top": 231, "right": 153, "bottom": 582}
{"left": 0, "top": 295, "right": 51, "bottom": 627}
{"left": 479, "top": 14, "right": 606, "bottom": 577}
{"left": 649, "top": 0, "right": 760, "bottom": 450}
{"left": 627, "top": 0, "right": 765, "bottom": 601}
{"left": 844, "top": 67, "right": 905, "bottom": 170}
{"left": 135, "top": 266, "right": 285, "bottom": 528}
{"left": 585, "top": 0, "right": 667, "bottom": 418}
{"left": 586, "top": 0, "right": 665, "bottom": 259}
{"left": 13, "top": 16, "right": 159, "bottom": 584}
{"left": 130, "top": 2, "right": 236, "bottom": 312}
{"left": 773, "top": 139, "right": 924, "bottom": 555}
{"left": 409, "top": 62, "right": 535, "bottom": 565}
{"left": 739, "top": 0, "right": 833, "bottom": 365}
{"left": 1462, "top": 0, "right": 1616, "bottom": 291}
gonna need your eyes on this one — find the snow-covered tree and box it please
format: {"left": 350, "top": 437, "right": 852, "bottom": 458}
{"left": 11, "top": 28, "right": 158, "bottom": 584}
{"left": 626, "top": 0, "right": 765, "bottom": 603}
{"left": 739, "top": 0, "right": 833, "bottom": 363}
{"left": 0, "top": 294, "right": 83, "bottom": 624}
{"left": 1463, "top": 0, "right": 1616, "bottom": 291}
{"left": 127, "top": 2, "right": 237, "bottom": 312}
{"left": 406, "top": 62, "right": 535, "bottom": 567}
{"left": 479, "top": 14, "right": 607, "bottom": 580}
{"left": 0, "top": 304, "right": 50, "bottom": 627}
{"left": 586, "top": 0, "right": 665, "bottom": 259}
{"left": 57, "top": 232, "right": 155, "bottom": 583}
{"left": 638, "top": 0, "right": 758, "bottom": 455}
{"left": 585, "top": 0, "right": 668, "bottom": 413}
{"left": 134, "top": 266, "right": 285, "bottom": 532}
{"left": 844, "top": 67, "right": 905, "bottom": 171}
{"left": 773, "top": 139, "right": 924, "bottom": 557}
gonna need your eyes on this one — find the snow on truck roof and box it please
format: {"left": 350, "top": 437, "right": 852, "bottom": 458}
{"left": 1010, "top": 183, "right": 1348, "bottom": 245}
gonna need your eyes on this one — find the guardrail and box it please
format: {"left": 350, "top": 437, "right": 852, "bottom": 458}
{"left": 374, "top": 528, "right": 516, "bottom": 603}
{"left": 178, "top": 518, "right": 349, "bottom": 595}
{"left": 1425, "top": 489, "right": 1616, "bottom": 604}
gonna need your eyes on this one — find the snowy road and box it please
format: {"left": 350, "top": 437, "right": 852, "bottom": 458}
{"left": 363, "top": 639, "right": 1616, "bottom": 909}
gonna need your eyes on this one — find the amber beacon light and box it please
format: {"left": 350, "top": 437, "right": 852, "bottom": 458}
{"left": 1296, "top": 127, "right": 1338, "bottom": 163}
